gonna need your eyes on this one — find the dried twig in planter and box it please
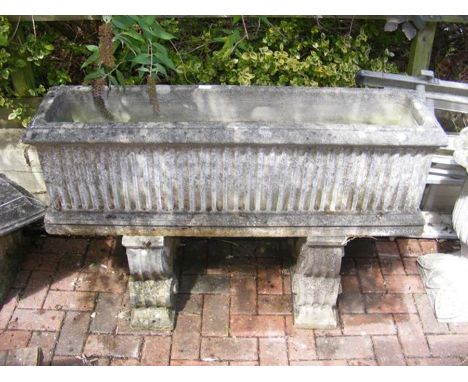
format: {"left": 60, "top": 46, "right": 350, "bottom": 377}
{"left": 147, "top": 75, "right": 160, "bottom": 113}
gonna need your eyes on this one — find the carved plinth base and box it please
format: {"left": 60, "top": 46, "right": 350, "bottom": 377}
{"left": 292, "top": 237, "right": 346, "bottom": 329}
{"left": 131, "top": 307, "right": 175, "bottom": 331}
{"left": 122, "top": 236, "right": 178, "bottom": 330}
{"left": 128, "top": 277, "right": 178, "bottom": 308}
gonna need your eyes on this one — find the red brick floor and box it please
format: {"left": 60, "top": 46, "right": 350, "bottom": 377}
{"left": 0, "top": 234, "right": 466, "bottom": 366}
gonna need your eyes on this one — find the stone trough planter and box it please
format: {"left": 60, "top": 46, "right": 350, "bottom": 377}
{"left": 23, "top": 85, "right": 447, "bottom": 329}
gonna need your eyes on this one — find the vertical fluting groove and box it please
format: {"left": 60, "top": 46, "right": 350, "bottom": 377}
{"left": 227, "top": 148, "right": 231, "bottom": 211}
{"left": 176, "top": 151, "right": 184, "bottom": 211}
{"left": 231, "top": 148, "right": 237, "bottom": 210}
{"left": 216, "top": 147, "right": 223, "bottom": 212}
{"left": 401, "top": 151, "right": 419, "bottom": 210}
{"left": 68, "top": 148, "right": 81, "bottom": 209}
{"left": 297, "top": 149, "right": 308, "bottom": 211}
{"left": 286, "top": 149, "right": 295, "bottom": 211}
{"left": 392, "top": 151, "right": 406, "bottom": 212}
{"left": 288, "top": 149, "right": 302, "bottom": 211}
{"left": 255, "top": 148, "right": 263, "bottom": 211}
{"left": 153, "top": 151, "right": 162, "bottom": 211}
{"left": 164, "top": 149, "right": 177, "bottom": 212}
{"left": 222, "top": 147, "right": 229, "bottom": 211}
{"left": 81, "top": 148, "right": 97, "bottom": 210}
{"left": 303, "top": 150, "right": 317, "bottom": 211}
{"left": 361, "top": 149, "right": 379, "bottom": 211}
{"left": 363, "top": 150, "right": 380, "bottom": 211}
{"left": 246, "top": 147, "right": 253, "bottom": 211}
{"left": 55, "top": 149, "right": 71, "bottom": 210}
{"left": 62, "top": 148, "right": 79, "bottom": 210}
{"left": 160, "top": 149, "right": 168, "bottom": 211}
{"left": 233, "top": 148, "right": 240, "bottom": 211}
{"left": 382, "top": 152, "right": 398, "bottom": 211}
{"left": 239, "top": 147, "right": 246, "bottom": 211}
{"left": 198, "top": 147, "right": 207, "bottom": 212}
{"left": 93, "top": 150, "right": 105, "bottom": 210}
{"left": 205, "top": 148, "right": 212, "bottom": 211}
{"left": 90, "top": 149, "right": 101, "bottom": 210}
{"left": 142, "top": 150, "right": 152, "bottom": 211}
{"left": 55, "top": 149, "right": 69, "bottom": 210}
{"left": 341, "top": 148, "right": 356, "bottom": 211}
{"left": 97, "top": 149, "right": 110, "bottom": 210}
{"left": 267, "top": 148, "right": 278, "bottom": 211}
{"left": 275, "top": 148, "right": 286, "bottom": 211}
{"left": 372, "top": 151, "right": 389, "bottom": 211}
{"left": 319, "top": 149, "right": 333, "bottom": 211}
{"left": 299, "top": 149, "right": 311, "bottom": 211}
{"left": 85, "top": 149, "right": 99, "bottom": 210}
{"left": 108, "top": 149, "right": 120, "bottom": 210}
{"left": 260, "top": 148, "right": 268, "bottom": 211}
{"left": 351, "top": 151, "right": 367, "bottom": 212}
{"left": 188, "top": 150, "right": 195, "bottom": 212}
{"left": 229, "top": 148, "right": 235, "bottom": 211}
{"left": 394, "top": 150, "right": 413, "bottom": 211}
{"left": 211, "top": 147, "right": 217, "bottom": 212}
{"left": 263, "top": 148, "right": 270, "bottom": 211}
{"left": 159, "top": 150, "right": 167, "bottom": 211}
{"left": 276, "top": 150, "right": 286, "bottom": 211}
{"left": 168, "top": 150, "right": 176, "bottom": 211}
{"left": 309, "top": 149, "right": 324, "bottom": 211}
{"left": 329, "top": 149, "right": 344, "bottom": 211}
{"left": 283, "top": 150, "right": 292, "bottom": 211}
{"left": 76, "top": 148, "right": 91, "bottom": 210}
{"left": 120, "top": 150, "right": 131, "bottom": 211}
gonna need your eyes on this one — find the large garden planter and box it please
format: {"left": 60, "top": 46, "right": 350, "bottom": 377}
{"left": 23, "top": 85, "right": 447, "bottom": 329}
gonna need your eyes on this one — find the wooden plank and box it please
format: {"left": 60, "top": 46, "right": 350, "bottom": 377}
{"left": 407, "top": 22, "right": 437, "bottom": 76}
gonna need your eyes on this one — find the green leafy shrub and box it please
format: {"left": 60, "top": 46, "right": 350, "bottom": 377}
{"left": 169, "top": 18, "right": 398, "bottom": 86}
{"left": 0, "top": 16, "right": 82, "bottom": 126}
{"left": 0, "top": 16, "right": 412, "bottom": 126}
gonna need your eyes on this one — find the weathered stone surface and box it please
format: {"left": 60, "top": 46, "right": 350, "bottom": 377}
{"left": 24, "top": 85, "right": 446, "bottom": 333}
{"left": 294, "top": 304, "right": 338, "bottom": 329}
{"left": 122, "top": 236, "right": 178, "bottom": 331}
{"left": 131, "top": 307, "right": 174, "bottom": 331}
{"left": 291, "top": 237, "right": 345, "bottom": 328}
{"left": 26, "top": 86, "right": 444, "bottom": 240}
{"left": 128, "top": 277, "right": 177, "bottom": 308}
{"left": 122, "top": 236, "right": 178, "bottom": 280}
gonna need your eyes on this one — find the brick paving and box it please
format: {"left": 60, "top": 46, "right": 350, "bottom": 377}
{"left": 0, "top": 234, "right": 466, "bottom": 366}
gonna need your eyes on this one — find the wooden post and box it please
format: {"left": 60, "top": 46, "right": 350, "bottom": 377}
{"left": 407, "top": 22, "right": 437, "bottom": 76}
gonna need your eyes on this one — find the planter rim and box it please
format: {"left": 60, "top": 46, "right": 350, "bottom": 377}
{"left": 23, "top": 85, "right": 447, "bottom": 148}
